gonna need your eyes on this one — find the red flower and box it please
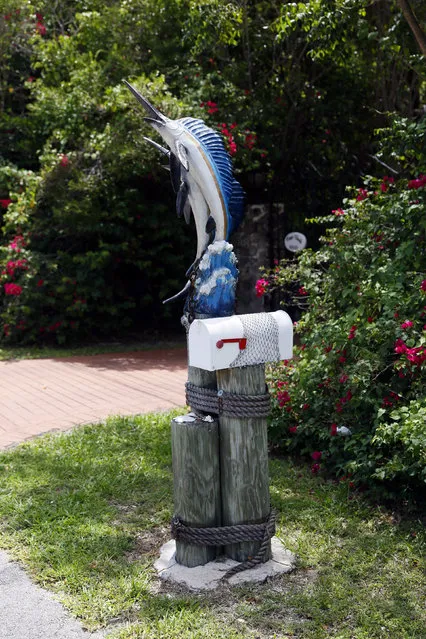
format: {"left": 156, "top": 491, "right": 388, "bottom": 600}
{"left": 348, "top": 325, "right": 357, "bottom": 340}
{"left": 288, "top": 426, "right": 297, "bottom": 434}
{"left": 394, "top": 338, "right": 407, "bottom": 354}
{"left": 0, "top": 199, "right": 12, "bottom": 208}
{"left": 37, "top": 279, "right": 44, "bottom": 287}
{"left": 9, "top": 234, "right": 25, "bottom": 250}
{"left": 36, "top": 21, "right": 46, "bottom": 36}
{"left": 356, "top": 188, "right": 368, "bottom": 201}
{"left": 255, "top": 278, "right": 268, "bottom": 297}
{"left": 332, "top": 208, "right": 345, "bottom": 216}
{"left": 421, "top": 280, "right": 426, "bottom": 292}
{"left": 311, "top": 451, "right": 322, "bottom": 461}
{"left": 408, "top": 174, "right": 426, "bottom": 189}
{"left": 4, "top": 283, "right": 22, "bottom": 296}
{"left": 298, "top": 286, "right": 308, "bottom": 296}
{"left": 367, "top": 316, "right": 374, "bottom": 323}
{"left": 401, "top": 320, "right": 413, "bottom": 329}
{"left": 311, "top": 463, "right": 321, "bottom": 475}
{"left": 338, "top": 355, "right": 347, "bottom": 364}
{"left": 5, "top": 259, "right": 28, "bottom": 276}
{"left": 339, "top": 374, "right": 349, "bottom": 384}
{"left": 229, "top": 141, "right": 237, "bottom": 155}
{"left": 59, "top": 155, "right": 69, "bottom": 167}
{"left": 302, "top": 403, "right": 310, "bottom": 410}
{"left": 330, "top": 423, "right": 338, "bottom": 436}
{"left": 277, "top": 391, "right": 291, "bottom": 407}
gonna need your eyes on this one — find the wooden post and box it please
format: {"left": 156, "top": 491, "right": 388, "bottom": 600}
{"left": 216, "top": 364, "right": 271, "bottom": 563}
{"left": 171, "top": 413, "right": 221, "bottom": 567}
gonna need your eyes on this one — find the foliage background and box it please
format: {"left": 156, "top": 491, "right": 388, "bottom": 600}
{"left": 1, "top": 0, "right": 425, "bottom": 343}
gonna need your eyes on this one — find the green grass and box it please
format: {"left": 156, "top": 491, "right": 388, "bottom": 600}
{"left": 0, "top": 337, "right": 185, "bottom": 361}
{"left": 0, "top": 411, "right": 425, "bottom": 638}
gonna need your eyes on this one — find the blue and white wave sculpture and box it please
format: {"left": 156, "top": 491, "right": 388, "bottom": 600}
{"left": 190, "top": 241, "right": 238, "bottom": 318}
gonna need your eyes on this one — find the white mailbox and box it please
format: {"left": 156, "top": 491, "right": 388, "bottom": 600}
{"left": 188, "top": 310, "right": 293, "bottom": 371}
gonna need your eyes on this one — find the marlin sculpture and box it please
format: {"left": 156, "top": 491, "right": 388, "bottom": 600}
{"left": 124, "top": 81, "right": 245, "bottom": 305}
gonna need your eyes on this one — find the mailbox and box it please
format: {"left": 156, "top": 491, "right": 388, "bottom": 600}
{"left": 188, "top": 310, "right": 293, "bottom": 371}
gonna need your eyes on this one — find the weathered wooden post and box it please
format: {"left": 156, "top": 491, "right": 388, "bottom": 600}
{"left": 171, "top": 411, "right": 221, "bottom": 567}
{"left": 216, "top": 364, "right": 271, "bottom": 562}
{"left": 172, "top": 316, "right": 220, "bottom": 567}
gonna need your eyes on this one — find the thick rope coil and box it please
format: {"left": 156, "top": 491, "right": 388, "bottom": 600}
{"left": 171, "top": 510, "right": 276, "bottom": 581}
{"left": 222, "top": 509, "right": 276, "bottom": 581}
{"left": 185, "top": 382, "right": 270, "bottom": 418}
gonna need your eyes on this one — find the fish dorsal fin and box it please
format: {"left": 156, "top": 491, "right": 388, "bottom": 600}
{"left": 228, "top": 179, "right": 245, "bottom": 235}
{"left": 178, "top": 117, "right": 234, "bottom": 202}
{"left": 176, "top": 140, "right": 189, "bottom": 171}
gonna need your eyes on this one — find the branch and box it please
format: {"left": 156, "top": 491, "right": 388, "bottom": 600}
{"left": 397, "top": 0, "right": 426, "bottom": 57}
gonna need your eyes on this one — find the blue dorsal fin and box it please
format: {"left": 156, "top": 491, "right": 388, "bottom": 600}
{"left": 179, "top": 116, "right": 245, "bottom": 238}
{"left": 179, "top": 117, "right": 233, "bottom": 201}
{"left": 228, "top": 179, "right": 245, "bottom": 236}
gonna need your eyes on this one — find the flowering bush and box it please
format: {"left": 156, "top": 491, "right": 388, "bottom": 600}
{"left": 0, "top": 76, "right": 194, "bottom": 344}
{"left": 264, "top": 133, "right": 426, "bottom": 489}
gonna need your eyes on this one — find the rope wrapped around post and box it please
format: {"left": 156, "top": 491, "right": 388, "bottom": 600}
{"left": 185, "top": 381, "right": 270, "bottom": 418}
{"left": 171, "top": 510, "right": 276, "bottom": 580}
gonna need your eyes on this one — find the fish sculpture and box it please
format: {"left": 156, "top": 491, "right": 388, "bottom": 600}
{"left": 124, "top": 81, "right": 245, "bottom": 304}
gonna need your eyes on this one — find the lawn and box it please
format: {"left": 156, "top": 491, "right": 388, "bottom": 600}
{"left": 0, "top": 411, "right": 424, "bottom": 638}
{"left": 0, "top": 336, "right": 185, "bottom": 361}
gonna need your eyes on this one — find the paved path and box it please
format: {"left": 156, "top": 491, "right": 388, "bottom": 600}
{"left": 0, "top": 550, "right": 105, "bottom": 639}
{"left": 0, "top": 348, "right": 188, "bottom": 638}
{"left": 0, "top": 348, "right": 188, "bottom": 448}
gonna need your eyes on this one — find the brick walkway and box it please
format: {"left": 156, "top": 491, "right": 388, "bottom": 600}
{"left": 0, "top": 348, "right": 188, "bottom": 449}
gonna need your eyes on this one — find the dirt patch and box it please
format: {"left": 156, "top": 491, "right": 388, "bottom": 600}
{"left": 150, "top": 564, "right": 318, "bottom": 637}
{"left": 125, "top": 526, "right": 170, "bottom": 562}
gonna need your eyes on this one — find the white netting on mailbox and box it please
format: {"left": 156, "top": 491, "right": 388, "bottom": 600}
{"left": 230, "top": 312, "right": 281, "bottom": 367}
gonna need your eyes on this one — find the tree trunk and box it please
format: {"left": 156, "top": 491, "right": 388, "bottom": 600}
{"left": 398, "top": 0, "right": 426, "bottom": 56}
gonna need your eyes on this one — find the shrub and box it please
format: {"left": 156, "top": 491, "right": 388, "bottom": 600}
{"left": 0, "top": 78, "right": 194, "bottom": 344}
{"left": 263, "top": 119, "right": 426, "bottom": 490}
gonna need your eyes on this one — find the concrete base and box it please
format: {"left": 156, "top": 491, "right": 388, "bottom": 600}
{"left": 154, "top": 537, "right": 296, "bottom": 591}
